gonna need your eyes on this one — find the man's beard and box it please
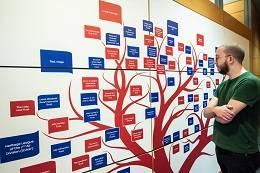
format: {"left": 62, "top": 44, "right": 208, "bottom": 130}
{"left": 218, "top": 61, "right": 229, "bottom": 75}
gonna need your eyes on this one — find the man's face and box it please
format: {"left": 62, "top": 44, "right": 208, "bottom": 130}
{"left": 215, "top": 47, "right": 229, "bottom": 75}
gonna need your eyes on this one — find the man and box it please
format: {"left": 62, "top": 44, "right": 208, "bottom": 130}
{"left": 204, "top": 45, "right": 260, "bottom": 173}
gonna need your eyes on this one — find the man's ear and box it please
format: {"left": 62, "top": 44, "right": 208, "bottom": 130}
{"left": 228, "top": 55, "right": 235, "bottom": 63}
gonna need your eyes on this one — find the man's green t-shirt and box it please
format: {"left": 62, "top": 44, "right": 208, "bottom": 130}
{"left": 213, "top": 72, "right": 260, "bottom": 153}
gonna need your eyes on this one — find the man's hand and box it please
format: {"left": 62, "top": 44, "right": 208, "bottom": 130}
{"left": 214, "top": 105, "right": 234, "bottom": 124}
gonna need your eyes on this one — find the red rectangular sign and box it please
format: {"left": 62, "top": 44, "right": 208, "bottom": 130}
{"left": 165, "top": 46, "right": 173, "bottom": 56}
{"left": 20, "top": 161, "right": 56, "bottom": 173}
{"left": 126, "top": 59, "right": 138, "bottom": 69}
{"left": 186, "top": 57, "right": 192, "bottom": 65}
{"left": 103, "top": 89, "right": 117, "bottom": 101}
{"left": 193, "top": 77, "right": 198, "bottom": 85}
{"left": 197, "top": 34, "right": 204, "bottom": 46}
{"left": 85, "top": 137, "right": 101, "bottom": 152}
{"left": 144, "top": 58, "right": 155, "bottom": 68}
{"left": 122, "top": 113, "right": 136, "bottom": 126}
{"left": 157, "top": 65, "right": 165, "bottom": 74}
{"left": 82, "top": 77, "right": 99, "bottom": 90}
{"left": 10, "top": 100, "right": 35, "bottom": 117}
{"left": 130, "top": 85, "right": 142, "bottom": 96}
{"left": 144, "top": 35, "right": 154, "bottom": 46}
{"left": 178, "top": 42, "right": 184, "bottom": 51}
{"left": 72, "top": 155, "right": 89, "bottom": 171}
{"left": 106, "top": 47, "right": 119, "bottom": 60}
{"left": 178, "top": 96, "right": 184, "bottom": 105}
{"left": 203, "top": 53, "right": 208, "bottom": 61}
{"left": 131, "top": 129, "right": 143, "bottom": 141}
{"left": 155, "top": 27, "right": 163, "bottom": 38}
{"left": 183, "top": 129, "right": 189, "bottom": 137}
{"left": 172, "top": 144, "right": 180, "bottom": 154}
{"left": 194, "top": 94, "right": 199, "bottom": 102}
{"left": 216, "top": 79, "right": 219, "bottom": 85}
{"left": 168, "top": 61, "right": 176, "bottom": 70}
{"left": 99, "top": 0, "right": 122, "bottom": 24}
{"left": 84, "top": 25, "right": 101, "bottom": 39}
{"left": 48, "top": 117, "right": 69, "bottom": 134}
{"left": 206, "top": 81, "right": 211, "bottom": 88}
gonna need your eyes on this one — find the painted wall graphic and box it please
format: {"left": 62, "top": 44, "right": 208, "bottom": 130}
{"left": 0, "top": 0, "right": 249, "bottom": 173}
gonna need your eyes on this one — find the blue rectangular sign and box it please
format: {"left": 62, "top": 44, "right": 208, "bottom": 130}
{"left": 172, "top": 131, "right": 180, "bottom": 142}
{"left": 0, "top": 131, "right": 39, "bottom": 163}
{"left": 194, "top": 104, "right": 199, "bottom": 112}
{"left": 51, "top": 141, "right": 71, "bottom": 159}
{"left": 145, "top": 107, "right": 156, "bottom": 119}
{"left": 187, "top": 94, "right": 193, "bottom": 103}
{"left": 184, "top": 143, "right": 190, "bottom": 153}
{"left": 160, "top": 55, "right": 168, "bottom": 65}
{"left": 199, "top": 60, "right": 203, "bottom": 67}
{"left": 194, "top": 124, "right": 200, "bottom": 133}
{"left": 91, "top": 153, "right": 107, "bottom": 170}
{"left": 127, "top": 46, "right": 139, "bottom": 57}
{"left": 167, "top": 20, "right": 178, "bottom": 36}
{"left": 185, "top": 46, "right": 191, "bottom": 54}
{"left": 167, "top": 77, "right": 175, "bottom": 86}
{"left": 40, "top": 49, "right": 73, "bottom": 73}
{"left": 81, "top": 93, "right": 98, "bottom": 106}
{"left": 147, "top": 46, "right": 157, "bottom": 57}
{"left": 105, "top": 128, "right": 120, "bottom": 142}
{"left": 204, "top": 93, "right": 208, "bottom": 100}
{"left": 124, "top": 26, "right": 136, "bottom": 38}
{"left": 188, "top": 117, "right": 194, "bottom": 126}
{"left": 187, "top": 67, "right": 193, "bottom": 75}
{"left": 143, "top": 20, "right": 153, "bottom": 32}
{"left": 38, "top": 94, "right": 60, "bottom": 110}
{"left": 203, "top": 68, "right": 207, "bottom": 75}
{"left": 167, "top": 37, "right": 175, "bottom": 46}
{"left": 84, "top": 108, "right": 100, "bottom": 122}
{"left": 150, "top": 92, "right": 159, "bottom": 102}
{"left": 89, "top": 57, "right": 105, "bottom": 69}
{"left": 163, "top": 135, "right": 171, "bottom": 145}
{"left": 208, "top": 57, "right": 215, "bottom": 68}
{"left": 106, "top": 33, "right": 120, "bottom": 46}
{"left": 118, "top": 167, "right": 130, "bottom": 173}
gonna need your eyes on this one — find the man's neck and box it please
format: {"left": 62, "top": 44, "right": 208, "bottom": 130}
{"left": 228, "top": 66, "right": 247, "bottom": 79}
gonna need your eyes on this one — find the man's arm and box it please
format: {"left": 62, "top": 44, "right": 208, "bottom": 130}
{"left": 204, "top": 96, "right": 235, "bottom": 123}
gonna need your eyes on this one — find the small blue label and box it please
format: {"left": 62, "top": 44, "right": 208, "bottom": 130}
{"left": 187, "top": 94, "right": 193, "bottom": 103}
{"left": 38, "top": 94, "right": 60, "bottom": 110}
{"left": 89, "top": 57, "right": 104, "bottom": 69}
{"left": 199, "top": 60, "right": 203, "bottom": 67}
{"left": 51, "top": 141, "right": 71, "bottom": 159}
{"left": 106, "top": 33, "right": 120, "bottom": 46}
{"left": 210, "top": 68, "right": 214, "bottom": 75}
{"left": 40, "top": 49, "right": 73, "bottom": 73}
{"left": 184, "top": 143, "right": 190, "bottom": 153}
{"left": 208, "top": 57, "right": 215, "bottom": 68}
{"left": 127, "top": 46, "right": 139, "bottom": 57}
{"left": 187, "top": 67, "right": 193, "bottom": 75}
{"left": 167, "top": 20, "right": 178, "bottom": 36}
{"left": 143, "top": 20, "right": 153, "bottom": 32}
{"left": 185, "top": 46, "right": 191, "bottom": 54}
{"left": 118, "top": 167, "right": 130, "bottom": 173}
{"left": 194, "top": 104, "right": 199, "bottom": 112}
{"left": 0, "top": 131, "right": 39, "bottom": 163}
{"left": 194, "top": 124, "right": 200, "bottom": 133}
{"left": 204, "top": 93, "right": 208, "bottom": 100}
{"left": 124, "top": 26, "right": 136, "bottom": 38}
{"left": 81, "top": 93, "right": 98, "bottom": 106}
{"left": 160, "top": 55, "right": 168, "bottom": 65}
{"left": 188, "top": 117, "right": 194, "bottom": 126}
{"left": 147, "top": 46, "right": 157, "bottom": 57}
{"left": 163, "top": 135, "right": 171, "bottom": 145}
{"left": 91, "top": 153, "right": 107, "bottom": 170}
{"left": 167, "top": 37, "right": 175, "bottom": 46}
{"left": 203, "top": 101, "right": 207, "bottom": 108}
{"left": 167, "top": 77, "right": 175, "bottom": 86}
{"left": 145, "top": 107, "right": 156, "bottom": 119}
{"left": 203, "top": 68, "right": 207, "bottom": 75}
{"left": 84, "top": 108, "right": 100, "bottom": 122}
{"left": 172, "top": 131, "right": 180, "bottom": 142}
{"left": 150, "top": 92, "right": 159, "bottom": 102}
{"left": 105, "top": 128, "right": 120, "bottom": 142}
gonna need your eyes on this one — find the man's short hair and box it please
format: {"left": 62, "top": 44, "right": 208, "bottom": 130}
{"left": 221, "top": 45, "right": 245, "bottom": 64}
